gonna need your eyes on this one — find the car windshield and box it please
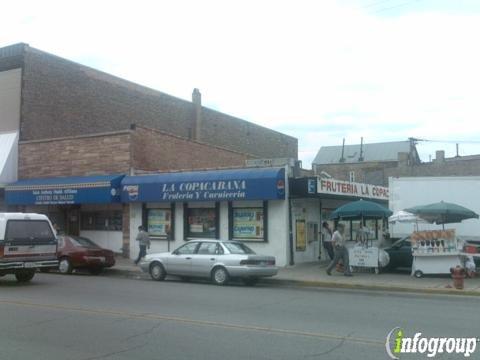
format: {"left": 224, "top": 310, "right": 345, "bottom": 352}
{"left": 70, "top": 236, "right": 100, "bottom": 248}
{"left": 392, "top": 237, "right": 411, "bottom": 247}
{"left": 222, "top": 242, "right": 256, "bottom": 254}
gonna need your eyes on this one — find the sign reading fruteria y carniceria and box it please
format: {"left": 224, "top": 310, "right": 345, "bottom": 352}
{"left": 317, "top": 179, "right": 389, "bottom": 200}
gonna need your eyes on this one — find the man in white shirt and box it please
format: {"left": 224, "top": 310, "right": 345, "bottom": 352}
{"left": 326, "top": 223, "right": 353, "bottom": 276}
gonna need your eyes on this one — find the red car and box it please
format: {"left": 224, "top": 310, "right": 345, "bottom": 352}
{"left": 56, "top": 235, "right": 116, "bottom": 275}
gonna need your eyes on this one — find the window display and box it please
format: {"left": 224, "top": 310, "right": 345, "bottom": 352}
{"left": 232, "top": 207, "right": 264, "bottom": 240}
{"left": 81, "top": 211, "right": 122, "bottom": 231}
{"left": 147, "top": 209, "right": 172, "bottom": 237}
{"left": 186, "top": 208, "right": 217, "bottom": 239}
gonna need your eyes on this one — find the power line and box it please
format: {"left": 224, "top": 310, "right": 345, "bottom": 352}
{"left": 414, "top": 138, "right": 480, "bottom": 145}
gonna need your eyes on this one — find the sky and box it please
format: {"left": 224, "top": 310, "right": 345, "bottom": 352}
{"left": 1, "top": 0, "right": 480, "bottom": 167}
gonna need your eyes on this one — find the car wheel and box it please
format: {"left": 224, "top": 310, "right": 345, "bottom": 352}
{"left": 15, "top": 270, "right": 35, "bottom": 283}
{"left": 414, "top": 270, "right": 424, "bottom": 278}
{"left": 211, "top": 266, "right": 229, "bottom": 286}
{"left": 88, "top": 267, "right": 104, "bottom": 275}
{"left": 59, "top": 258, "right": 73, "bottom": 274}
{"left": 150, "top": 262, "right": 166, "bottom": 281}
{"left": 242, "top": 277, "right": 259, "bottom": 286}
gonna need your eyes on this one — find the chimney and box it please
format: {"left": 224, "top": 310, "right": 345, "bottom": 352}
{"left": 435, "top": 150, "right": 445, "bottom": 164}
{"left": 192, "top": 88, "right": 202, "bottom": 141}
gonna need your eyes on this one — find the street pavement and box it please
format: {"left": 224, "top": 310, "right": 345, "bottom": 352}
{"left": 110, "top": 256, "right": 480, "bottom": 296}
{"left": 0, "top": 272, "right": 479, "bottom": 360}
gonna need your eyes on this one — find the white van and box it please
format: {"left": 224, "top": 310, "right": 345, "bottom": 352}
{"left": 0, "top": 213, "right": 58, "bottom": 282}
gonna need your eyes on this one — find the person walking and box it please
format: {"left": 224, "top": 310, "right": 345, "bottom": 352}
{"left": 321, "top": 221, "right": 334, "bottom": 261}
{"left": 326, "top": 223, "right": 352, "bottom": 276}
{"left": 134, "top": 225, "right": 151, "bottom": 265}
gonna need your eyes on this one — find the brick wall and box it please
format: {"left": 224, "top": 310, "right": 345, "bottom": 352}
{"left": 315, "top": 158, "right": 480, "bottom": 187}
{"left": 12, "top": 44, "right": 297, "bottom": 159}
{"left": 18, "top": 132, "right": 132, "bottom": 179}
{"left": 18, "top": 126, "right": 253, "bottom": 179}
{"left": 131, "top": 126, "right": 252, "bottom": 171}
{"left": 314, "top": 161, "right": 399, "bottom": 186}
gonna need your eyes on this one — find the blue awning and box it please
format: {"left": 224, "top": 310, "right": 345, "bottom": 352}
{"left": 6, "top": 174, "right": 125, "bottom": 205}
{"left": 121, "top": 168, "right": 286, "bottom": 203}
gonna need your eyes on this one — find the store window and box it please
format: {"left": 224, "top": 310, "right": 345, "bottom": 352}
{"left": 185, "top": 207, "right": 218, "bottom": 239}
{"left": 232, "top": 207, "right": 264, "bottom": 241}
{"left": 81, "top": 211, "right": 123, "bottom": 231}
{"left": 147, "top": 209, "right": 172, "bottom": 238}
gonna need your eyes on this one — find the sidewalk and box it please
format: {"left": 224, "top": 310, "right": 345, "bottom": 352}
{"left": 107, "top": 256, "right": 480, "bottom": 296}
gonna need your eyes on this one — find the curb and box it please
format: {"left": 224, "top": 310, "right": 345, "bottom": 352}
{"left": 105, "top": 267, "right": 480, "bottom": 297}
{"left": 260, "top": 278, "right": 480, "bottom": 297}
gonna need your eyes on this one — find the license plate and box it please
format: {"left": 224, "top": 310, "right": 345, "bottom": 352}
{"left": 24, "top": 263, "right": 37, "bottom": 268}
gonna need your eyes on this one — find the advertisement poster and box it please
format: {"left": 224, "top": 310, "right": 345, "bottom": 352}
{"left": 148, "top": 209, "right": 171, "bottom": 237}
{"left": 296, "top": 220, "right": 306, "bottom": 251}
{"left": 233, "top": 208, "right": 264, "bottom": 240}
{"left": 187, "top": 208, "right": 216, "bottom": 238}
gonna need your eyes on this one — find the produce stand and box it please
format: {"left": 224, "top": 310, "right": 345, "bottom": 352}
{"left": 411, "top": 229, "right": 462, "bottom": 278}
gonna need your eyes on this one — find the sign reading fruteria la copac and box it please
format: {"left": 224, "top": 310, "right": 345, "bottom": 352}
{"left": 317, "top": 178, "right": 389, "bottom": 200}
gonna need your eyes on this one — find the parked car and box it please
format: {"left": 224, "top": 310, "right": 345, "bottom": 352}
{"left": 0, "top": 213, "right": 58, "bottom": 282}
{"left": 55, "top": 235, "right": 116, "bottom": 275}
{"left": 384, "top": 236, "right": 413, "bottom": 271}
{"left": 140, "top": 240, "right": 278, "bottom": 286}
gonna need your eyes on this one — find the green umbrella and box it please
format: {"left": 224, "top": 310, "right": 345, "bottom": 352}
{"left": 329, "top": 199, "right": 393, "bottom": 220}
{"left": 405, "top": 201, "right": 479, "bottom": 225}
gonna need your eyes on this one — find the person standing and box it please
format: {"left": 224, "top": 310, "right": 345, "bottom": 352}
{"left": 134, "top": 225, "right": 151, "bottom": 265}
{"left": 326, "top": 223, "right": 352, "bottom": 276}
{"left": 321, "top": 221, "right": 334, "bottom": 261}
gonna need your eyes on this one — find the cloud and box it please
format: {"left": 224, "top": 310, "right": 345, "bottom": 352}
{"left": 1, "top": 0, "right": 480, "bottom": 167}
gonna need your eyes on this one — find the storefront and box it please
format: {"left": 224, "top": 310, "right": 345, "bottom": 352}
{"left": 290, "top": 177, "right": 390, "bottom": 263}
{"left": 5, "top": 174, "right": 125, "bottom": 253}
{"left": 121, "top": 167, "right": 291, "bottom": 265}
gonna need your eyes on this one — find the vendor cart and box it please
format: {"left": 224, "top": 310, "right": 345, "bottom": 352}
{"left": 410, "top": 229, "right": 462, "bottom": 278}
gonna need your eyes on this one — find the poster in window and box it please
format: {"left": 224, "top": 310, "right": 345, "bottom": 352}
{"left": 233, "top": 208, "right": 264, "bottom": 240}
{"left": 296, "top": 220, "right": 306, "bottom": 251}
{"left": 187, "top": 208, "right": 216, "bottom": 238}
{"left": 148, "top": 209, "right": 171, "bottom": 237}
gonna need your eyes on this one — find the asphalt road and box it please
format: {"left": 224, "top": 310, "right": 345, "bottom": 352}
{"left": 0, "top": 273, "right": 479, "bottom": 360}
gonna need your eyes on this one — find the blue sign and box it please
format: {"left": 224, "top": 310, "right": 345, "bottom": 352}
{"left": 121, "top": 168, "right": 286, "bottom": 203}
{"left": 6, "top": 175, "right": 124, "bottom": 205}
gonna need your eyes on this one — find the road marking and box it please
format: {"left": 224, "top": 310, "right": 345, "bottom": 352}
{"left": 0, "top": 299, "right": 383, "bottom": 347}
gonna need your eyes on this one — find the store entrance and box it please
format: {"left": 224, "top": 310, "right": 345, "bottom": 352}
{"left": 66, "top": 207, "right": 80, "bottom": 236}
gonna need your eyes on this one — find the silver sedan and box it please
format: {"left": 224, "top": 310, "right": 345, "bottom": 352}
{"left": 139, "top": 240, "right": 278, "bottom": 286}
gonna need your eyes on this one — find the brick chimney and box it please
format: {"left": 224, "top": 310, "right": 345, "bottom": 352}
{"left": 192, "top": 88, "right": 202, "bottom": 141}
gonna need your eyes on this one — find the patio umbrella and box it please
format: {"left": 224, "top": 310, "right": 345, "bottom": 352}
{"left": 329, "top": 199, "right": 392, "bottom": 220}
{"left": 389, "top": 210, "right": 427, "bottom": 233}
{"left": 388, "top": 210, "right": 428, "bottom": 224}
{"left": 405, "top": 201, "right": 479, "bottom": 227}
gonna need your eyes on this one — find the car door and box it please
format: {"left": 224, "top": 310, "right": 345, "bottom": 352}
{"left": 166, "top": 242, "right": 199, "bottom": 275}
{"left": 191, "top": 242, "right": 222, "bottom": 277}
{"left": 397, "top": 240, "right": 413, "bottom": 268}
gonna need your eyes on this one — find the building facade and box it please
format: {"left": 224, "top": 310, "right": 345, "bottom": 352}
{"left": 0, "top": 43, "right": 297, "bottom": 159}
{"left": 313, "top": 140, "right": 480, "bottom": 186}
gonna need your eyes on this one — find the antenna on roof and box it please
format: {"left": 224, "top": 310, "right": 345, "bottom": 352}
{"left": 339, "top": 138, "right": 346, "bottom": 163}
{"left": 359, "top": 137, "right": 364, "bottom": 162}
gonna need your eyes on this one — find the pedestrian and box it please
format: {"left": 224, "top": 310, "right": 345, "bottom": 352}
{"left": 134, "top": 225, "right": 151, "bottom": 265}
{"left": 326, "top": 223, "right": 353, "bottom": 277}
{"left": 321, "top": 221, "right": 334, "bottom": 261}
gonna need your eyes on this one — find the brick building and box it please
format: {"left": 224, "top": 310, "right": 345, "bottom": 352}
{"left": 313, "top": 139, "right": 480, "bottom": 187}
{"left": 0, "top": 43, "right": 297, "bottom": 159}
{"left": 0, "top": 42, "right": 298, "bottom": 258}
